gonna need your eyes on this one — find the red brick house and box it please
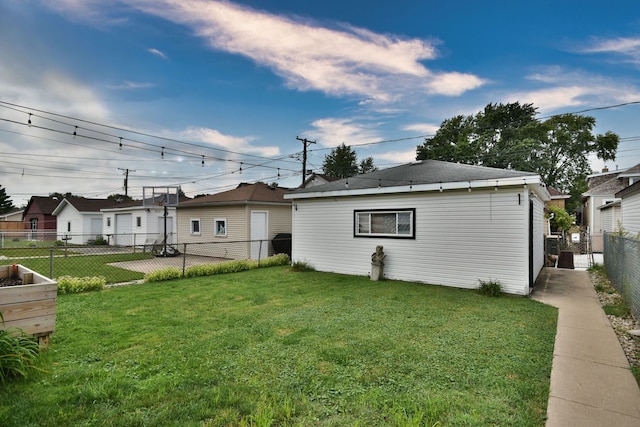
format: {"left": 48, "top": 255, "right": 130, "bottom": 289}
{"left": 22, "top": 196, "right": 61, "bottom": 240}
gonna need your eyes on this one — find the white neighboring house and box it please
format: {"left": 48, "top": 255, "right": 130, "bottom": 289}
{"left": 598, "top": 201, "right": 622, "bottom": 234}
{"left": 285, "top": 160, "right": 550, "bottom": 296}
{"left": 52, "top": 197, "right": 120, "bottom": 244}
{"left": 101, "top": 202, "right": 177, "bottom": 247}
{"left": 617, "top": 181, "right": 640, "bottom": 236}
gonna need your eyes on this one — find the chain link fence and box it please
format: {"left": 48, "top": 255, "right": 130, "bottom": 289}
{"left": 0, "top": 235, "right": 292, "bottom": 284}
{"left": 603, "top": 232, "right": 640, "bottom": 320}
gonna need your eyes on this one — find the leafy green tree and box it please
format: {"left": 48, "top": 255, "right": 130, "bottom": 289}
{"left": 323, "top": 143, "right": 363, "bottom": 178}
{"left": 547, "top": 205, "right": 573, "bottom": 232}
{"left": 359, "top": 156, "right": 378, "bottom": 174}
{"left": 0, "top": 185, "right": 15, "bottom": 214}
{"left": 416, "top": 102, "right": 619, "bottom": 195}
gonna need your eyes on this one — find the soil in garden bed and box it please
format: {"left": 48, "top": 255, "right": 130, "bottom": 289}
{"left": 0, "top": 277, "right": 23, "bottom": 287}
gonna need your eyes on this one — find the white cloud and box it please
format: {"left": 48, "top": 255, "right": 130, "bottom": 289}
{"left": 505, "top": 67, "right": 640, "bottom": 113}
{"left": 303, "top": 117, "right": 381, "bottom": 148}
{"left": 402, "top": 123, "right": 440, "bottom": 135}
{"left": 178, "top": 126, "right": 280, "bottom": 157}
{"left": 47, "top": 0, "right": 486, "bottom": 102}
{"left": 148, "top": 48, "right": 168, "bottom": 60}
{"left": 107, "top": 81, "right": 156, "bottom": 90}
{"left": 579, "top": 36, "right": 640, "bottom": 63}
{"left": 376, "top": 149, "right": 417, "bottom": 163}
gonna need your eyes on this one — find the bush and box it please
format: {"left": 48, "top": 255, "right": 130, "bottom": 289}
{"left": 144, "top": 268, "right": 183, "bottom": 283}
{"left": 291, "top": 260, "right": 315, "bottom": 272}
{"left": 57, "top": 276, "right": 106, "bottom": 294}
{"left": 477, "top": 279, "right": 502, "bottom": 297}
{"left": 0, "top": 312, "right": 43, "bottom": 383}
{"left": 93, "top": 236, "right": 107, "bottom": 245}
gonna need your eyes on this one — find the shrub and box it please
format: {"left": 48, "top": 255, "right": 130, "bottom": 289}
{"left": 93, "top": 236, "right": 107, "bottom": 245}
{"left": 57, "top": 276, "right": 106, "bottom": 294}
{"left": 477, "top": 279, "right": 502, "bottom": 297}
{"left": 54, "top": 240, "right": 64, "bottom": 246}
{"left": 0, "top": 312, "right": 43, "bottom": 383}
{"left": 257, "top": 253, "right": 290, "bottom": 267}
{"left": 291, "top": 260, "right": 315, "bottom": 272}
{"left": 144, "top": 268, "right": 183, "bottom": 283}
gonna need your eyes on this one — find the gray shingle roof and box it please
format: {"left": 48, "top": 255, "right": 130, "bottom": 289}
{"left": 292, "top": 160, "right": 539, "bottom": 194}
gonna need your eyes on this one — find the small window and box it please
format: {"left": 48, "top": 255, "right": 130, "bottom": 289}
{"left": 190, "top": 218, "right": 201, "bottom": 235}
{"left": 354, "top": 209, "right": 415, "bottom": 238}
{"left": 136, "top": 216, "right": 142, "bottom": 227}
{"left": 67, "top": 221, "right": 71, "bottom": 232}
{"left": 214, "top": 218, "right": 227, "bottom": 237}
{"left": 106, "top": 217, "right": 111, "bottom": 227}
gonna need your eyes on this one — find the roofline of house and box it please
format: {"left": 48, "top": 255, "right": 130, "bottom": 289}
{"left": 177, "top": 201, "right": 291, "bottom": 208}
{"left": 101, "top": 205, "right": 171, "bottom": 212}
{"left": 586, "top": 167, "right": 627, "bottom": 179}
{"left": 285, "top": 175, "right": 548, "bottom": 200}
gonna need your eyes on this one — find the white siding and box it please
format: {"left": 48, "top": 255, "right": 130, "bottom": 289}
{"left": 622, "top": 192, "right": 640, "bottom": 235}
{"left": 600, "top": 206, "right": 621, "bottom": 233}
{"left": 55, "top": 205, "right": 84, "bottom": 244}
{"left": 292, "top": 188, "right": 534, "bottom": 295}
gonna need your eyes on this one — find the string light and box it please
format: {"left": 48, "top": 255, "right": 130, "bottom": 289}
{"left": 277, "top": 168, "right": 281, "bottom": 178}
{"left": 439, "top": 182, "right": 443, "bottom": 192}
{"left": 378, "top": 179, "right": 381, "bottom": 189}
{"left": 345, "top": 179, "right": 349, "bottom": 188}
{"left": 73, "top": 126, "right": 77, "bottom": 138}
{"left": 409, "top": 180, "right": 413, "bottom": 190}
{"left": 119, "top": 137, "right": 123, "bottom": 150}
{"left": 201, "top": 155, "right": 205, "bottom": 167}
{"left": 27, "top": 113, "right": 32, "bottom": 127}
{"left": 161, "top": 147, "right": 164, "bottom": 159}
{"left": 468, "top": 181, "right": 472, "bottom": 192}
{"left": 239, "top": 162, "right": 243, "bottom": 174}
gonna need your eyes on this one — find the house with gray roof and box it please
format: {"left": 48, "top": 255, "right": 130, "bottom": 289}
{"left": 285, "top": 160, "right": 550, "bottom": 295}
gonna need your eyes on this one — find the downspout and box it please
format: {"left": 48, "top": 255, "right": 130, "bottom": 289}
{"left": 523, "top": 188, "right": 531, "bottom": 295}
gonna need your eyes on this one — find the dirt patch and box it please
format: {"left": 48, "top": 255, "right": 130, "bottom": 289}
{"left": 0, "top": 277, "right": 23, "bottom": 287}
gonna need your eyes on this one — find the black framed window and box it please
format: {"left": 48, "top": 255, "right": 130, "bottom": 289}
{"left": 354, "top": 209, "right": 415, "bottom": 238}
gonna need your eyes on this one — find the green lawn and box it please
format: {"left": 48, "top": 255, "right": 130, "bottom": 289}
{"left": 0, "top": 250, "right": 151, "bottom": 283}
{"left": 0, "top": 267, "right": 558, "bottom": 426}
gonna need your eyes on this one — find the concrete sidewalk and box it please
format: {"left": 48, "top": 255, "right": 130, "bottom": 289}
{"left": 532, "top": 268, "right": 640, "bottom": 427}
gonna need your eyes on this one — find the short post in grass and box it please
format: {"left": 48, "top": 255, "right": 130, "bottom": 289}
{"left": 370, "top": 245, "right": 386, "bottom": 281}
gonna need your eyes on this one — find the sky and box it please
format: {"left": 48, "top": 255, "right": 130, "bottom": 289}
{"left": 2, "top": 0, "right": 640, "bottom": 207}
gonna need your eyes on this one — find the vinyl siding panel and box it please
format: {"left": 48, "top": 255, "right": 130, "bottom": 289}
{"left": 177, "top": 204, "right": 292, "bottom": 259}
{"left": 292, "top": 188, "right": 533, "bottom": 295}
{"left": 622, "top": 193, "right": 640, "bottom": 235}
{"left": 600, "top": 206, "right": 621, "bottom": 233}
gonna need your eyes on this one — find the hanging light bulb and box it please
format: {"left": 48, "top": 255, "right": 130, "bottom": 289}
{"left": 239, "top": 162, "right": 243, "bottom": 174}
{"left": 409, "top": 180, "right": 413, "bottom": 191}
{"left": 119, "top": 137, "right": 123, "bottom": 150}
{"left": 378, "top": 179, "right": 381, "bottom": 189}
{"left": 73, "top": 126, "right": 78, "bottom": 138}
{"left": 277, "top": 168, "right": 281, "bottom": 178}
{"left": 161, "top": 147, "right": 165, "bottom": 159}
{"left": 345, "top": 179, "right": 349, "bottom": 188}
{"left": 27, "top": 113, "right": 32, "bottom": 127}
{"left": 468, "top": 181, "right": 472, "bottom": 192}
{"left": 201, "top": 155, "right": 205, "bottom": 167}
{"left": 439, "top": 182, "right": 443, "bottom": 192}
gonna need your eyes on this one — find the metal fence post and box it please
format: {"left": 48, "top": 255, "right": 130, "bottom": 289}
{"left": 49, "top": 247, "right": 54, "bottom": 279}
{"left": 182, "top": 243, "right": 187, "bottom": 277}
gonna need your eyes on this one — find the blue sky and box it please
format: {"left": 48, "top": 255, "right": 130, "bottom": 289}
{"left": 2, "top": 0, "right": 640, "bottom": 206}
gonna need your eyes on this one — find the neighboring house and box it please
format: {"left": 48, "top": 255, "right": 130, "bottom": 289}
{"left": 22, "top": 196, "right": 60, "bottom": 240}
{"left": 301, "top": 173, "right": 340, "bottom": 189}
{"left": 598, "top": 201, "right": 622, "bottom": 234}
{"left": 616, "top": 181, "right": 640, "bottom": 236}
{"left": 0, "top": 209, "right": 24, "bottom": 222}
{"left": 581, "top": 164, "right": 640, "bottom": 250}
{"left": 101, "top": 201, "right": 177, "bottom": 247}
{"left": 177, "top": 183, "right": 292, "bottom": 260}
{"left": 285, "top": 160, "right": 550, "bottom": 296}
{"left": 0, "top": 209, "right": 25, "bottom": 238}
{"left": 52, "top": 197, "right": 120, "bottom": 244}
{"left": 546, "top": 187, "right": 570, "bottom": 210}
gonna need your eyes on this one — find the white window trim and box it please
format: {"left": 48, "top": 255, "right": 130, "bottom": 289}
{"left": 354, "top": 209, "right": 416, "bottom": 239}
{"left": 190, "top": 218, "right": 201, "bottom": 235}
{"left": 214, "top": 218, "right": 227, "bottom": 237}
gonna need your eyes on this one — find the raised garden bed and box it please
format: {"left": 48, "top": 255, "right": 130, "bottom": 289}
{"left": 0, "top": 264, "right": 57, "bottom": 346}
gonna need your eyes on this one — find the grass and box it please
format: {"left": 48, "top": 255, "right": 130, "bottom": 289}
{"left": 0, "top": 252, "right": 151, "bottom": 284}
{"left": 0, "top": 267, "right": 558, "bottom": 426}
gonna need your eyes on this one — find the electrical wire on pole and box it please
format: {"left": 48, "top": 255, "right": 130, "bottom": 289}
{"left": 296, "top": 136, "right": 316, "bottom": 187}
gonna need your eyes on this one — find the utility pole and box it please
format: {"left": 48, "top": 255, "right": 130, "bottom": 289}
{"left": 118, "top": 168, "right": 136, "bottom": 196}
{"left": 296, "top": 136, "right": 316, "bottom": 187}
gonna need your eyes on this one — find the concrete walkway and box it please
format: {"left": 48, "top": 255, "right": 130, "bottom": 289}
{"left": 532, "top": 268, "right": 640, "bottom": 426}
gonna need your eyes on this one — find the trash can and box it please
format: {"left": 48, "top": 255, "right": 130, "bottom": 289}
{"left": 271, "top": 233, "right": 292, "bottom": 257}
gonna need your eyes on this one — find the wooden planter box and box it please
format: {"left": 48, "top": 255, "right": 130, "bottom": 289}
{"left": 0, "top": 265, "right": 57, "bottom": 346}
